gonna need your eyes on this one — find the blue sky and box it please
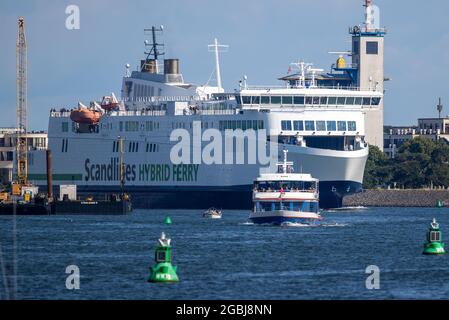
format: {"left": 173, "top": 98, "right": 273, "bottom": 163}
{"left": 1, "top": 0, "right": 449, "bottom": 130}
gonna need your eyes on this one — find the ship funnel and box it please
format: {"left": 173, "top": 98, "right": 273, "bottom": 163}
{"left": 141, "top": 59, "right": 157, "bottom": 73}
{"left": 164, "top": 59, "right": 179, "bottom": 75}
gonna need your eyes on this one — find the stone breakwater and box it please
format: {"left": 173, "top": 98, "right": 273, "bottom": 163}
{"left": 343, "top": 189, "right": 449, "bottom": 207}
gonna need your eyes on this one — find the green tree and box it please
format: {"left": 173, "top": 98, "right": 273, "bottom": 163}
{"left": 363, "top": 145, "right": 391, "bottom": 188}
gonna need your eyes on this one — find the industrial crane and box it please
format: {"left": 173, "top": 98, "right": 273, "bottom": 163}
{"left": 12, "top": 17, "right": 28, "bottom": 195}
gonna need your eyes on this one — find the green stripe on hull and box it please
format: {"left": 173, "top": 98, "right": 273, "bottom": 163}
{"left": 28, "top": 174, "right": 83, "bottom": 181}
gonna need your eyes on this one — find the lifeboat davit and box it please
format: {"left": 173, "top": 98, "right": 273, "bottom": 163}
{"left": 70, "top": 102, "right": 101, "bottom": 124}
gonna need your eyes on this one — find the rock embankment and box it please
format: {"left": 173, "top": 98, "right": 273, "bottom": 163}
{"left": 343, "top": 189, "right": 449, "bottom": 207}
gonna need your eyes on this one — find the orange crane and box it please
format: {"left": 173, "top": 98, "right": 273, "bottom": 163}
{"left": 12, "top": 17, "right": 28, "bottom": 196}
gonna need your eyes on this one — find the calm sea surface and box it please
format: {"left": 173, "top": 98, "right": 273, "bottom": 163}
{"left": 1, "top": 207, "right": 449, "bottom": 300}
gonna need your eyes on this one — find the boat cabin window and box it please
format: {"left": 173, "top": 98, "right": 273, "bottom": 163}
{"left": 348, "top": 121, "right": 357, "bottom": 131}
{"left": 271, "top": 96, "right": 281, "bottom": 104}
{"left": 281, "top": 121, "right": 292, "bottom": 131}
{"left": 328, "top": 97, "right": 337, "bottom": 105}
{"left": 242, "top": 96, "right": 251, "bottom": 104}
{"left": 362, "top": 97, "right": 371, "bottom": 106}
{"left": 293, "top": 120, "right": 304, "bottom": 131}
{"left": 338, "top": 121, "right": 347, "bottom": 131}
{"left": 371, "top": 97, "right": 381, "bottom": 105}
{"left": 294, "top": 96, "right": 305, "bottom": 105}
{"left": 346, "top": 97, "right": 355, "bottom": 105}
{"left": 254, "top": 181, "right": 316, "bottom": 192}
{"left": 354, "top": 97, "right": 363, "bottom": 105}
{"left": 430, "top": 231, "right": 441, "bottom": 242}
{"left": 305, "top": 121, "right": 315, "bottom": 131}
{"left": 261, "top": 96, "right": 270, "bottom": 104}
{"left": 337, "top": 97, "right": 346, "bottom": 105}
{"left": 316, "top": 121, "right": 326, "bottom": 131}
{"left": 252, "top": 96, "right": 260, "bottom": 104}
{"left": 327, "top": 121, "right": 337, "bottom": 131}
{"left": 156, "top": 250, "right": 168, "bottom": 262}
{"left": 282, "top": 96, "right": 293, "bottom": 105}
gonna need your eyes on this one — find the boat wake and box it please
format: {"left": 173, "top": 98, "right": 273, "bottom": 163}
{"left": 325, "top": 206, "right": 368, "bottom": 212}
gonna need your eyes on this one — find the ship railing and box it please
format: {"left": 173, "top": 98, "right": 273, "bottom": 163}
{"left": 243, "top": 85, "right": 376, "bottom": 92}
{"left": 124, "top": 95, "right": 204, "bottom": 103}
{"left": 50, "top": 110, "right": 71, "bottom": 117}
{"left": 113, "top": 110, "right": 167, "bottom": 117}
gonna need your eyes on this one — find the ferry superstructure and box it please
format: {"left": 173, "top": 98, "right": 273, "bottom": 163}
{"left": 26, "top": 1, "right": 386, "bottom": 209}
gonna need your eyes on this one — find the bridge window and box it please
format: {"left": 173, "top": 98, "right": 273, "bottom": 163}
{"left": 282, "top": 96, "right": 293, "bottom": 105}
{"left": 354, "top": 97, "right": 362, "bottom": 105}
{"left": 328, "top": 97, "right": 337, "bottom": 105}
{"left": 316, "top": 121, "right": 326, "bottom": 131}
{"left": 337, "top": 121, "right": 347, "bottom": 131}
{"left": 366, "top": 41, "right": 379, "bottom": 55}
{"left": 252, "top": 96, "right": 260, "bottom": 104}
{"left": 371, "top": 97, "right": 381, "bottom": 105}
{"left": 327, "top": 121, "right": 337, "bottom": 131}
{"left": 281, "top": 120, "right": 292, "bottom": 131}
{"left": 305, "top": 97, "right": 313, "bottom": 105}
{"left": 305, "top": 121, "right": 315, "bottom": 131}
{"left": 346, "top": 97, "right": 355, "bottom": 105}
{"left": 337, "top": 97, "right": 346, "bottom": 105}
{"left": 312, "top": 97, "right": 320, "bottom": 105}
{"left": 348, "top": 121, "right": 357, "bottom": 131}
{"left": 271, "top": 96, "right": 281, "bottom": 104}
{"left": 294, "top": 96, "right": 305, "bottom": 105}
{"left": 242, "top": 96, "right": 251, "bottom": 104}
{"left": 320, "top": 97, "right": 328, "bottom": 105}
{"left": 261, "top": 96, "right": 270, "bottom": 104}
{"left": 293, "top": 120, "right": 304, "bottom": 131}
{"left": 235, "top": 95, "right": 242, "bottom": 105}
{"left": 362, "top": 97, "right": 371, "bottom": 106}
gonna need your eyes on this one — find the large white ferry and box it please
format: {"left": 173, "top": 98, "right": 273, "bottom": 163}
{"left": 26, "top": 1, "right": 385, "bottom": 209}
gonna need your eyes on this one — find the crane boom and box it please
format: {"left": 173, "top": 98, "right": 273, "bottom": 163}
{"left": 16, "top": 17, "right": 28, "bottom": 187}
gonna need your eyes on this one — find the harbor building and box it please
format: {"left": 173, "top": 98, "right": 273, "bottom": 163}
{"left": 384, "top": 118, "right": 449, "bottom": 158}
{"left": 350, "top": 0, "right": 386, "bottom": 149}
{"left": 0, "top": 128, "right": 47, "bottom": 184}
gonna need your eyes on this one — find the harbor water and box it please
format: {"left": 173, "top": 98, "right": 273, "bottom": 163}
{"left": 1, "top": 207, "right": 449, "bottom": 300}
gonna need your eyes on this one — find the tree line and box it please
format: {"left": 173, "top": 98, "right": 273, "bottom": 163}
{"left": 364, "top": 137, "right": 449, "bottom": 189}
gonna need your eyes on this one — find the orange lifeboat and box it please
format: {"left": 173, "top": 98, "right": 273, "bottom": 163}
{"left": 70, "top": 103, "right": 101, "bottom": 124}
{"left": 100, "top": 92, "right": 119, "bottom": 111}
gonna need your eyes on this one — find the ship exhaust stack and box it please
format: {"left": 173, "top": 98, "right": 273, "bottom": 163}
{"left": 164, "top": 59, "right": 179, "bottom": 75}
{"left": 141, "top": 59, "right": 157, "bottom": 73}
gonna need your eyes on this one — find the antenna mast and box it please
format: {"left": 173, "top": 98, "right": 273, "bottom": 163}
{"left": 143, "top": 26, "right": 165, "bottom": 73}
{"left": 16, "top": 17, "right": 28, "bottom": 186}
{"left": 437, "top": 98, "right": 443, "bottom": 119}
{"left": 364, "top": 0, "right": 373, "bottom": 31}
{"left": 208, "top": 38, "right": 229, "bottom": 91}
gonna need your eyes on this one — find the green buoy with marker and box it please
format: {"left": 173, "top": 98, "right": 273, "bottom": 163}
{"left": 148, "top": 232, "right": 179, "bottom": 283}
{"left": 423, "top": 218, "right": 445, "bottom": 255}
{"left": 164, "top": 216, "right": 172, "bottom": 225}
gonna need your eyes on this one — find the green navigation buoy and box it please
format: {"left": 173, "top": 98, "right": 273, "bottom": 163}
{"left": 423, "top": 218, "right": 445, "bottom": 255}
{"left": 436, "top": 200, "right": 443, "bottom": 208}
{"left": 148, "top": 232, "right": 179, "bottom": 283}
{"left": 164, "top": 216, "right": 172, "bottom": 225}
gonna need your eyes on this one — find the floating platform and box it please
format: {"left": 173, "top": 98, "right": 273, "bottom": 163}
{"left": 0, "top": 202, "right": 49, "bottom": 215}
{"left": 51, "top": 199, "right": 132, "bottom": 215}
{"left": 0, "top": 197, "right": 132, "bottom": 216}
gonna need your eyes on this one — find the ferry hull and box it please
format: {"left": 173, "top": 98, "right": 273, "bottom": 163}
{"left": 249, "top": 210, "right": 322, "bottom": 225}
{"left": 40, "top": 180, "right": 361, "bottom": 209}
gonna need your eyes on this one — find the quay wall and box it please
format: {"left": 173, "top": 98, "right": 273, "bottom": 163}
{"left": 343, "top": 189, "right": 449, "bottom": 207}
